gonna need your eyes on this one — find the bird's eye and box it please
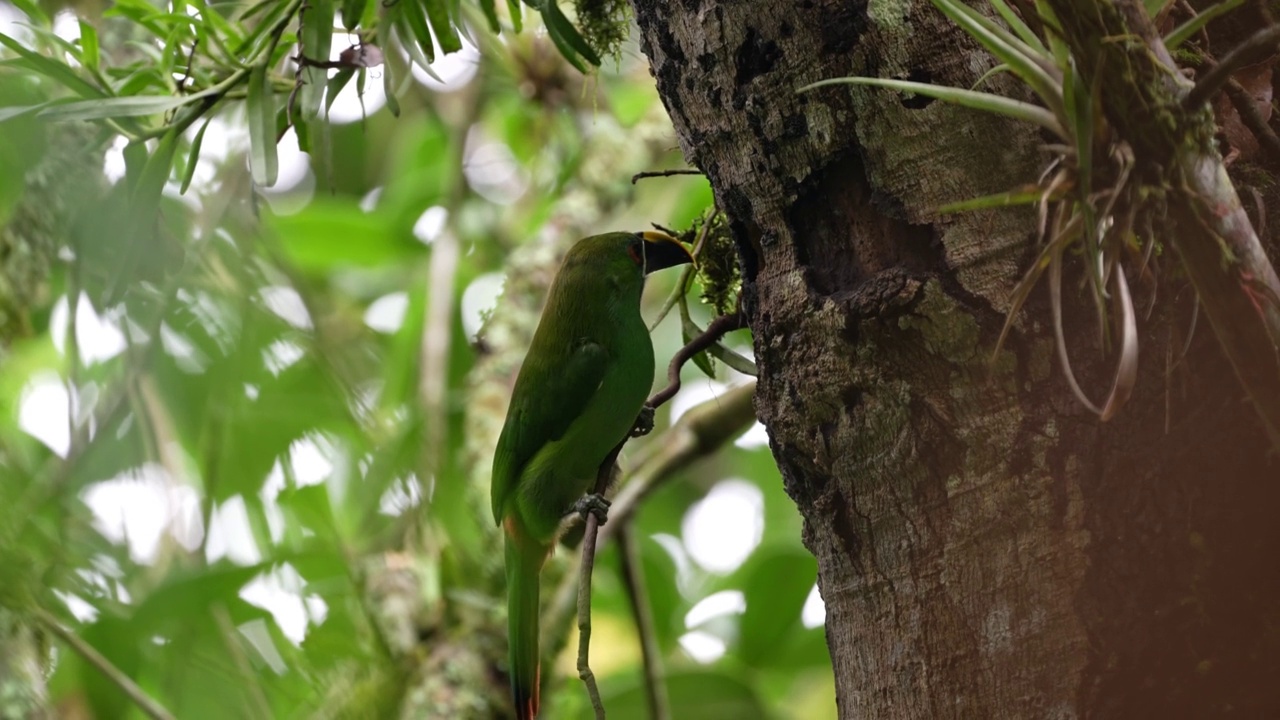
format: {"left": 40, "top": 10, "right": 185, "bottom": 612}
{"left": 627, "top": 241, "right": 643, "bottom": 266}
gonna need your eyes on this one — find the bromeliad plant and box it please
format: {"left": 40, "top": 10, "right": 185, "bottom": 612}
{"left": 801, "top": 0, "right": 1235, "bottom": 421}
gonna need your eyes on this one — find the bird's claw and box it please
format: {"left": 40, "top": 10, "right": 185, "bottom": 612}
{"left": 630, "top": 406, "right": 655, "bottom": 438}
{"left": 573, "top": 494, "right": 611, "bottom": 525}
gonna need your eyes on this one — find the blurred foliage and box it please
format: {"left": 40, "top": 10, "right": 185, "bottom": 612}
{"left": 0, "top": 0, "right": 833, "bottom": 718}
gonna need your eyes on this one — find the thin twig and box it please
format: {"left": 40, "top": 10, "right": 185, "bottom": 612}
{"left": 1185, "top": 25, "right": 1280, "bottom": 108}
{"left": 574, "top": 313, "right": 747, "bottom": 715}
{"left": 618, "top": 524, "right": 671, "bottom": 720}
{"left": 35, "top": 608, "right": 176, "bottom": 720}
{"left": 630, "top": 169, "right": 704, "bottom": 184}
{"left": 648, "top": 312, "right": 745, "bottom": 408}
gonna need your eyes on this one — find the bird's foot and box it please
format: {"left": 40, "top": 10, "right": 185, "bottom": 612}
{"left": 630, "top": 406, "right": 655, "bottom": 438}
{"left": 573, "top": 494, "right": 612, "bottom": 526}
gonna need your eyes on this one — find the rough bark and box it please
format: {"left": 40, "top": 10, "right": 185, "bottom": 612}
{"left": 633, "top": 0, "right": 1280, "bottom": 717}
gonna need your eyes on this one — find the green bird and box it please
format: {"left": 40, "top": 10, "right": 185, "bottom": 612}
{"left": 491, "top": 231, "right": 693, "bottom": 719}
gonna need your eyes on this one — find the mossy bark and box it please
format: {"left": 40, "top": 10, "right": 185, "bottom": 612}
{"left": 633, "top": 0, "right": 1280, "bottom": 716}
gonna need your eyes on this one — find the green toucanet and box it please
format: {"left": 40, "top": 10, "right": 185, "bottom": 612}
{"left": 491, "top": 231, "right": 693, "bottom": 719}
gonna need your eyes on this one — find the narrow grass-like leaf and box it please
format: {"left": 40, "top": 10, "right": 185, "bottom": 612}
{"left": 930, "top": 0, "right": 1063, "bottom": 119}
{"left": 300, "top": 0, "right": 334, "bottom": 120}
{"left": 1145, "top": 0, "right": 1172, "bottom": 19}
{"left": 708, "top": 342, "right": 758, "bottom": 376}
{"left": 540, "top": 0, "right": 600, "bottom": 72}
{"left": 324, "top": 68, "right": 356, "bottom": 114}
{"left": 507, "top": 0, "right": 522, "bottom": 32}
{"left": 680, "top": 303, "right": 716, "bottom": 379}
{"left": 992, "top": 209, "right": 1081, "bottom": 360}
{"left": 0, "top": 102, "right": 54, "bottom": 122}
{"left": 1164, "top": 0, "right": 1244, "bottom": 50}
{"left": 478, "top": 0, "right": 500, "bottom": 32}
{"left": 425, "top": 0, "right": 461, "bottom": 54}
{"left": 247, "top": 62, "right": 278, "bottom": 186}
{"left": 341, "top": 0, "right": 367, "bottom": 29}
{"left": 1099, "top": 269, "right": 1138, "bottom": 421}
{"left": 0, "top": 32, "right": 102, "bottom": 98}
{"left": 399, "top": 0, "right": 436, "bottom": 64}
{"left": 37, "top": 87, "right": 220, "bottom": 121}
{"left": 971, "top": 62, "right": 1012, "bottom": 90}
{"left": 78, "top": 20, "right": 100, "bottom": 71}
{"left": 800, "top": 77, "right": 1065, "bottom": 135}
{"left": 180, "top": 118, "right": 211, "bottom": 194}
{"left": 937, "top": 187, "right": 1044, "bottom": 213}
{"left": 382, "top": 59, "right": 400, "bottom": 117}
{"left": 987, "top": 0, "right": 1046, "bottom": 53}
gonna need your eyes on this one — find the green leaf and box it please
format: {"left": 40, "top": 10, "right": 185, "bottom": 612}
{"left": 679, "top": 299, "right": 716, "bottom": 379}
{"left": 399, "top": 0, "right": 437, "bottom": 65}
{"left": 708, "top": 341, "right": 757, "bottom": 376}
{"left": 937, "top": 187, "right": 1044, "bottom": 213}
{"left": 736, "top": 546, "right": 817, "bottom": 667}
{"left": 799, "top": 77, "right": 1065, "bottom": 136}
{"left": 267, "top": 199, "right": 425, "bottom": 271}
{"left": 383, "top": 58, "right": 401, "bottom": 117}
{"left": 78, "top": 20, "right": 100, "bottom": 71}
{"left": 0, "top": 32, "right": 102, "bottom": 98}
{"left": 987, "top": 0, "right": 1046, "bottom": 54}
{"left": 36, "top": 87, "right": 220, "bottom": 121}
{"left": 247, "top": 62, "right": 278, "bottom": 186}
{"left": 180, "top": 118, "right": 212, "bottom": 194}
{"left": 507, "top": 0, "right": 522, "bottom": 32}
{"left": 324, "top": 68, "right": 356, "bottom": 115}
{"left": 927, "top": 0, "right": 1064, "bottom": 120}
{"left": 540, "top": 0, "right": 600, "bottom": 72}
{"left": 478, "top": 0, "right": 500, "bottom": 32}
{"left": 425, "top": 0, "right": 462, "bottom": 54}
{"left": 1164, "top": 0, "right": 1244, "bottom": 50}
{"left": 342, "top": 0, "right": 368, "bottom": 29}
{"left": 300, "top": 0, "right": 334, "bottom": 120}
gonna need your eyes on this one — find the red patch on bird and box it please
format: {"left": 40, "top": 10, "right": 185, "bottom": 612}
{"left": 627, "top": 243, "right": 643, "bottom": 266}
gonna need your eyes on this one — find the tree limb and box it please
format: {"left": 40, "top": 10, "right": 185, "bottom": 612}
{"left": 35, "top": 608, "right": 177, "bottom": 720}
{"left": 618, "top": 523, "right": 671, "bottom": 720}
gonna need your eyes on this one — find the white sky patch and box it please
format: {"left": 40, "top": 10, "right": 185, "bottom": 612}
{"left": 204, "top": 495, "right": 262, "bottom": 565}
{"left": 678, "top": 630, "right": 727, "bottom": 664}
{"left": 460, "top": 272, "right": 503, "bottom": 340}
{"left": 259, "top": 286, "right": 313, "bottom": 329}
{"left": 239, "top": 564, "right": 310, "bottom": 645}
{"left": 364, "top": 291, "right": 409, "bottom": 333}
{"left": 51, "top": 294, "right": 127, "bottom": 365}
{"left": 684, "top": 590, "right": 745, "bottom": 629}
{"left": 801, "top": 583, "right": 826, "bottom": 629}
{"left": 262, "top": 339, "right": 305, "bottom": 376}
{"left": 103, "top": 135, "right": 130, "bottom": 184}
{"left": 290, "top": 435, "right": 334, "bottom": 487}
{"left": 650, "top": 532, "right": 697, "bottom": 596}
{"left": 412, "top": 206, "right": 448, "bottom": 244}
{"left": 53, "top": 590, "right": 99, "bottom": 623}
{"left": 408, "top": 38, "right": 480, "bottom": 91}
{"left": 682, "top": 479, "right": 765, "bottom": 574}
{"left": 81, "top": 463, "right": 203, "bottom": 564}
{"left": 379, "top": 477, "right": 422, "bottom": 516}
{"left": 259, "top": 461, "right": 287, "bottom": 543}
{"left": 19, "top": 372, "right": 70, "bottom": 457}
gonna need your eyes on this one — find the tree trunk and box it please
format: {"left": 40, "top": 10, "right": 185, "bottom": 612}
{"left": 632, "top": 1, "right": 1280, "bottom": 717}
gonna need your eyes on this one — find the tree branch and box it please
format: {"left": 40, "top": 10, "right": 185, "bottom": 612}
{"left": 618, "top": 524, "right": 671, "bottom": 720}
{"left": 1185, "top": 25, "right": 1280, "bottom": 109}
{"left": 35, "top": 608, "right": 176, "bottom": 720}
{"left": 556, "top": 379, "right": 756, "bottom": 712}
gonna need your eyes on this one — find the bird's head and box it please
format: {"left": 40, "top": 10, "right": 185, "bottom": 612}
{"left": 562, "top": 230, "right": 694, "bottom": 276}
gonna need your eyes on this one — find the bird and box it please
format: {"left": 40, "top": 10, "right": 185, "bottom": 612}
{"left": 491, "top": 230, "right": 693, "bottom": 719}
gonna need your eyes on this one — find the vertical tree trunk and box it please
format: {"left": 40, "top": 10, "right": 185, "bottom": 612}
{"left": 632, "top": 0, "right": 1280, "bottom": 716}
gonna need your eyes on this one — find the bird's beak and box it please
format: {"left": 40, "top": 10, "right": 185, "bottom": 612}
{"left": 639, "top": 231, "right": 694, "bottom": 275}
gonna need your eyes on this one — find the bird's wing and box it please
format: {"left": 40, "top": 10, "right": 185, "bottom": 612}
{"left": 490, "top": 337, "right": 610, "bottom": 524}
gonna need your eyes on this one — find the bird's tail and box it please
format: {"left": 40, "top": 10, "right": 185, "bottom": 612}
{"left": 505, "top": 519, "right": 545, "bottom": 720}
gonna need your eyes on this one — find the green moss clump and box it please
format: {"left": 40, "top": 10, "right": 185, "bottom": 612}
{"left": 574, "top": 0, "right": 630, "bottom": 63}
{"left": 691, "top": 212, "right": 740, "bottom": 316}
